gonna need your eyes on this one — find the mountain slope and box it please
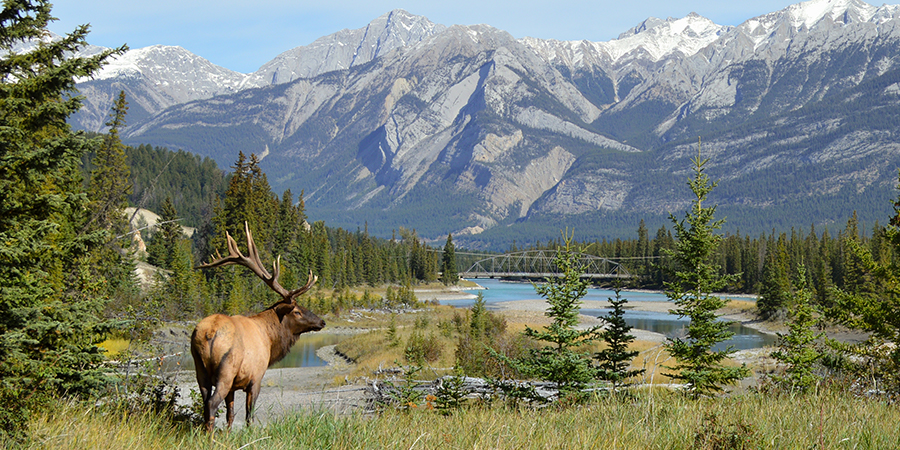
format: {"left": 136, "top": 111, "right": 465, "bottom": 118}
{"left": 70, "top": 9, "right": 442, "bottom": 132}
{"left": 244, "top": 9, "right": 446, "bottom": 87}
{"left": 71, "top": 0, "right": 900, "bottom": 246}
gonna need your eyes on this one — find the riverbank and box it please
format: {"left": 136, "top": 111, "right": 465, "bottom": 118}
{"left": 167, "top": 282, "right": 861, "bottom": 429}
{"left": 420, "top": 281, "right": 778, "bottom": 339}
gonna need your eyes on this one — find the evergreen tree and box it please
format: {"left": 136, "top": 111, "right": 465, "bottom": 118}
{"left": 0, "top": 1, "right": 125, "bottom": 435}
{"left": 595, "top": 288, "right": 645, "bottom": 390}
{"left": 403, "top": 228, "right": 436, "bottom": 282}
{"left": 146, "top": 196, "right": 181, "bottom": 270}
{"left": 814, "top": 230, "right": 834, "bottom": 306}
{"left": 515, "top": 233, "right": 600, "bottom": 399}
{"left": 247, "top": 153, "right": 278, "bottom": 258}
{"left": 213, "top": 151, "right": 250, "bottom": 252}
{"left": 469, "top": 291, "right": 488, "bottom": 338}
{"left": 311, "top": 221, "right": 332, "bottom": 287}
{"left": 636, "top": 219, "right": 650, "bottom": 276}
{"left": 770, "top": 266, "right": 823, "bottom": 393}
{"left": 651, "top": 226, "right": 674, "bottom": 287}
{"left": 274, "top": 189, "right": 300, "bottom": 253}
{"left": 87, "top": 90, "right": 131, "bottom": 234}
{"left": 662, "top": 145, "right": 749, "bottom": 398}
{"left": 441, "top": 233, "right": 458, "bottom": 285}
{"left": 830, "top": 173, "right": 900, "bottom": 390}
{"left": 212, "top": 151, "right": 279, "bottom": 260}
{"left": 85, "top": 89, "right": 136, "bottom": 296}
{"left": 386, "top": 313, "right": 399, "bottom": 347}
{"left": 758, "top": 235, "right": 792, "bottom": 318}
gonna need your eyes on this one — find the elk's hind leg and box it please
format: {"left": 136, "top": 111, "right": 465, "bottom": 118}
{"left": 225, "top": 390, "right": 236, "bottom": 428}
{"left": 245, "top": 381, "right": 262, "bottom": 426}
{"left": 204, "top": 378, "right": 233, "bottom": 432}
{"left": 193, "top": 361, "right": 216, "bottom": 431}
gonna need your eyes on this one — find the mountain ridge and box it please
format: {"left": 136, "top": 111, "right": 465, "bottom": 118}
{"left": 66, "top": 0, "right": 900, "bottom": 247}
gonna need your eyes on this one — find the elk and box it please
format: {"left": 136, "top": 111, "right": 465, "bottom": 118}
{"left": 190, "top": 222, "right": 325, "bottom": 432}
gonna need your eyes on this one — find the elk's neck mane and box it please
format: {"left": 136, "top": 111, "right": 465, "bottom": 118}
{"left": 255, "top": 309, "right": 300, "bottom": 366}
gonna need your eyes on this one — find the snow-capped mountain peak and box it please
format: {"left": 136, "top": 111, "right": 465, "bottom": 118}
{"left": 786, "top": 0, "right": 876, "bottom": 28}
{"left": 742, "top": 0, "right": 900, "bottom": 37}
{"left": 521, "top": 12, "right": 727, "bottom": 68}
{"left": 93, "top": 44, "right": 246, "bottom": 91}
{"left": 604, "top": 13, "right": 729, "bottom": 61}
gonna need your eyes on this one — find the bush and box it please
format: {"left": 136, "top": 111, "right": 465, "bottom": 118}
{"left": 405, "top": 331, "right": 442, "bottom": 365}
{"left": 456, "top": 332, "right": 534, "bottom": 379}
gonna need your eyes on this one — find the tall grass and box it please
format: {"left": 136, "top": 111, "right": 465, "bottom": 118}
{"left": 15, "top": 387, "right": 899, "bottom": 449}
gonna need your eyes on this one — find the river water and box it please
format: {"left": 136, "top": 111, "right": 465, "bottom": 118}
{"left": 233, "top": 278, "right": 773, "bottom": 370}
{"left": 448, "top": 278, "right": 776, "bottom": 351}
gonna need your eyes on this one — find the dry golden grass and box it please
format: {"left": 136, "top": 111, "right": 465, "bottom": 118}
{"left": 331, "top": 303, "right": 691, "bottom": 385}
{"left": 721, "top": 298, "right": 758, "bottom": 315}
{"left": 19, "top": 387, "right": 900, "bottom": 449}
{"left": 23, "top": 402, "right": 196, "bottom": 450}
{"left": 335, "top": 305, "right": 464, "bottom": 378}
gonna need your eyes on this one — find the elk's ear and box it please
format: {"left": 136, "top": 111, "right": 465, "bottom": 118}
{"left": 273, "top": 302, "right": 295, "bottom": 320}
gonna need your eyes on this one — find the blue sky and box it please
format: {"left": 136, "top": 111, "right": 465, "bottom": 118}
{"left": 51, "top": 0, "right": 801, "bottom": 74}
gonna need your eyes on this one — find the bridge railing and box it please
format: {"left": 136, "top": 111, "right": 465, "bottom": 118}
{"left": 460, "top": 250, "right": 633, "bottom": 279}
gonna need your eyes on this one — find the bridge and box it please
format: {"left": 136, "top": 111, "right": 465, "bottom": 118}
{"left": 459, "top": 250, "right": 633, "bottom": 279}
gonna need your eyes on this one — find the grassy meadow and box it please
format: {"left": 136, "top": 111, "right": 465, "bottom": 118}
{"left": 19, "top": 387, "right": 900, "bottom": 449}
{"left": 10, "top": 295, "right": 896, "bottom": 449}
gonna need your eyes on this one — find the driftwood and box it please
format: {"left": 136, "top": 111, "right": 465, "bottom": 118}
{"left": 365, "top": 374, "right": 565, "bottom": 408}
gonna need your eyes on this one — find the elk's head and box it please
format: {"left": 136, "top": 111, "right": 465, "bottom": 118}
{"left": 274, "top": 301, "right": 326, "bottom": 335}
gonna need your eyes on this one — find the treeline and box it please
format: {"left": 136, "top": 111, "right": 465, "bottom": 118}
{"left": 517, "top": 212, "right": 895, "bottom": 317}
{"left": 127, "top": 144, "right": 228, "bottom": 227}
{"left": 127, "top": 142, "right": 898, "bottom": 324}
{"left": 117, "top": 136, "right": 898, "bottom": 326}
{"left": 83, "top": 140, "right": 229, "bottom": 227}
{"left": 135, "top": 150, "right": 445, "bottom": 322}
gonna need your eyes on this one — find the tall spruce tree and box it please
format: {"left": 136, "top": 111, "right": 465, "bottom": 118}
{"left": 829, "top": 171, "right": 900, "bottom": 390}
{"left": 441, "top": 233, "right": 457, "bottom": 285}
{"left": 88, "top": 90, "right": 131, "bottom": 234}
{"left": 662, "top": 144, "right": 749, "bottom": 397}
{"left": 595, "top": 288, "right": 644, "bottom": 390}
{"left": 86, "top": 89, "right": 136, "bottom": 295}
{"left": 515, "top": 233, "right": 600, "bottom": 399}
{"left": 770, "top": 266, "right": 823, "bottom": 393}
{"left": 0, "top": 0, "right": 125, "bottom": 435}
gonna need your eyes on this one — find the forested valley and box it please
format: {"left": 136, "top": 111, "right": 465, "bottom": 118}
{"left": 103, "top": 136, "right": 894, "bottom": 327}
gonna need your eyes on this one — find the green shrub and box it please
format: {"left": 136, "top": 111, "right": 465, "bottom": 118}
{"left": 405, "top": 331, "right": 442, "bottom": 365}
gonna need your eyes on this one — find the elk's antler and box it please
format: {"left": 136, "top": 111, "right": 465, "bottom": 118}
{"left": 197, "top": 222, "right": 317, "bottom": 301}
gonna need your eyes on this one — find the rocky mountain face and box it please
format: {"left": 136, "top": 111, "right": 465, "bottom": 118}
{"left": 73, "top": 45, "right": 248, "bottom": 131}
{"left": 71, "top": 10, "right": 443, "bottom": 132}
{"left": 71, "top": 0, "right": 900, "bottom": 246}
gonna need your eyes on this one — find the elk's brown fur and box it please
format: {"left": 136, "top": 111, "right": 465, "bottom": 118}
{"left": 190, "top": 223, "right": 324, "bottom": 431}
